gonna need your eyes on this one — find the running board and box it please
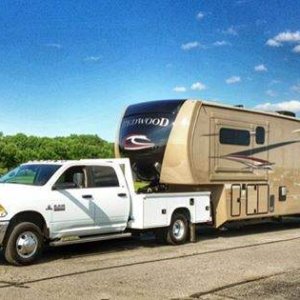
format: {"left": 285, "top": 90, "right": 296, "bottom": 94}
{"left": 50, "top": 232, "right": 132, "bottom": 247}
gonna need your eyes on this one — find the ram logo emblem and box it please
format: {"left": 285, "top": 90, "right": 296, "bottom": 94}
{"left": 54, "top": 204, "right": 66, "bottom": 211}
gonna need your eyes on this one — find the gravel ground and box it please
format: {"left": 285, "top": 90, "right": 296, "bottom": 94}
{"left": 0, "top": 219, "right": 299, "bottom": 300}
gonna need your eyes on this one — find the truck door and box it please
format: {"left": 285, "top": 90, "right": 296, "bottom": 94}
{"left": 87, "top": 165, "right": 130, "bottom": 233}
{"left": 50, "top": 166, "right": 96, "bottom": 236}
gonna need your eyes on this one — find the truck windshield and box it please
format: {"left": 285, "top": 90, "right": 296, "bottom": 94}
{"left": 0, "top": 164, "right": 61, "bottom": 186}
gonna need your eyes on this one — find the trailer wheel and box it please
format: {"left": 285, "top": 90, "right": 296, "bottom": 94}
{"left": 158, "top": 213, "right": 189, "bottom": 245}
{"left": 4, "top": 222, "right": 44, "bottom": 266}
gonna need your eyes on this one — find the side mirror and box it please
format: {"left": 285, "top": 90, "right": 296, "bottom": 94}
{"left": 73, "top": 172, "right": 84, "bottom": 188}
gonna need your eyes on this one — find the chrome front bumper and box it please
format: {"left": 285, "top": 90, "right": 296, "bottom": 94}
{"left": 0, "top": 221, "right": 9, "bottom": 246}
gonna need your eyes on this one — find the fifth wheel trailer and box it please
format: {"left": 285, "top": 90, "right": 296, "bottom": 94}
{"left": 116, "top": 99, "right": 300, "bottom": 227}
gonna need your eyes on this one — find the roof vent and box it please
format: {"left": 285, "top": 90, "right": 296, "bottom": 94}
{"left": 234, "top": 104, "right": 244, "bottom": 108}
{"left": 276, "top": 110, "right": 296, "bottom": 117}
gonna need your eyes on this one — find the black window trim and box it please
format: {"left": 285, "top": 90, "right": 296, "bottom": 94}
{"left": 88, "top": 165, "right": 120, "bottom": 188}
{"left": 219, "top": 127, "right": 251, "bottom": 146}
{"left": 53, "top": 165, "right": 88, "bottom": 189}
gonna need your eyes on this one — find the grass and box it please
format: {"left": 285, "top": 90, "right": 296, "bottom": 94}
{"left": 134, "top": 181, "right": 149, "bottom": 191}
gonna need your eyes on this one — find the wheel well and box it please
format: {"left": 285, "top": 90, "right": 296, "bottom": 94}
{"left": 7, "top": 211, "right": 48, "bottom": 238}
{"left": 172, "top": 208, "right": 191, "bottom": 222}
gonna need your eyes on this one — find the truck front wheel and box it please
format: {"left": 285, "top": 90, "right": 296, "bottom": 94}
{"left": 4, "top": 222, "right": 44, "bottom": 266}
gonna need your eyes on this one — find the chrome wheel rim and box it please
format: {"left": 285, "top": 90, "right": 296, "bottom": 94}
{"left": 172, "top": 220, "right": 185, "bottom": 240}
{"left": 16, "top": 231, "right": 38, "bottom": 259}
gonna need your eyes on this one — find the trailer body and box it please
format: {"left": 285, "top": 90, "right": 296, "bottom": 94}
{"left": 116, "top": 99, "right": 300, "bottom": 227}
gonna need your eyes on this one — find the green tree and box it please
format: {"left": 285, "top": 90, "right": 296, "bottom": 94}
{"left": 0, "top": 133, "right": 114, "bottom": 174}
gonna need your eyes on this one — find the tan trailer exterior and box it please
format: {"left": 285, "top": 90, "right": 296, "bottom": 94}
{"left": 117, "top": 99, "right": 300, "bottom": 227}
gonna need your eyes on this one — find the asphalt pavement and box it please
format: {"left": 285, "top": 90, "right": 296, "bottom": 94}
{"left": 0, "top": 219, "right": 299, "bottom": 299}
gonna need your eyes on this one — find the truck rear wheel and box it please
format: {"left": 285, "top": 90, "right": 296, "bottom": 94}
{"left": 156, "top": 213, "right": 189, "bottom": 245}
{"left": 4, "top": 222, "right": 44, "bottom": 266}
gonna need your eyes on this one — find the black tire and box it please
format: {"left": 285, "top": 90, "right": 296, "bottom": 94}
{"left": 4, "top": 222, "right": 44, "bottom": 266}
{"left": 156, "top": 213, "right": 189, "bottom": 245}
{"left": 167, "top": 213, "right": 189, "bottom": 245}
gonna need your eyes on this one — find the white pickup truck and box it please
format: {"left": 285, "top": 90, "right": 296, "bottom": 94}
{"left": 0, "top": 159, "right": 211, "bottom": 265}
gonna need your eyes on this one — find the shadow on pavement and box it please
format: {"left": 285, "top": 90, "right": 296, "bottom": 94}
{"left": 0, "top": 217, "right": 299, "bottom": 266}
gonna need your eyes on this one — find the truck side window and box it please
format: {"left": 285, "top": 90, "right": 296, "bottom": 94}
{"left": 90, "top": 166, "right": 119, "bottom": 187}
{"left": 55, "top": 166, "right": 87, "bottom": 189}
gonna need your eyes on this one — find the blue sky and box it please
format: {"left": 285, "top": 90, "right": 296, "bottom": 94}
{"left": 0, "top": 0, "right": 300, "bottom": 141}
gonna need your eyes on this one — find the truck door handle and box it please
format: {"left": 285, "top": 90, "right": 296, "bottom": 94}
{"left": 82, "top": 194, "right": 92, "bottom": 199}
{"left": 118, "top": 193, "right": 127, "bottom": 198}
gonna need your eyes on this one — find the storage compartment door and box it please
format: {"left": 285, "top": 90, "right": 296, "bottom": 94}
{"left": 143, "top": 198, "right": 168, "bottom": 228}
{"left": 246, "top": 185, "right": 258, "bottom": 215}
{"left": 258, "top": 184, "right": 269, "bottom": 214}
{"left": 194, "top": 194, "right": 212, "bottom": 223}
{"left": 231, "top": 184, "right": 241, "bottom": 217}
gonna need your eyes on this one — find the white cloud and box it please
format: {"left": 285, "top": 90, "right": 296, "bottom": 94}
{"left": 266, "top": 39, "right": 281, "bottom": 47}
{"left": 213, "top": 40, "right": 231, "bottom": 47}
{"left": 265, "top": 89, "right": 277, "bottom": 97}
{"left": 191, "top": 81, "right": 207, "bottom": 91}
{"left": 181, "top": 41, "right": 200, "bottom": 50}
{"left": 266, "top": 31, "right": 300, "bottom": 48}
{"left": 226, "top": 76, "right": 241, "bottom": 84}
{"left": 45, "top": 43, "right": 62, "bottom": 49}
{"left": 196, "top": 11, "right": 205, "bottom": 20}
{"left": 254, "top": 64, "right": 268, "bottom": 72}
{"left": 291, "top": 83, "right": 300, "bottom": 93}
{"left": 292, "top": 45, "right": 300, "bottom": 53}
{"left": 273, "top": 31, "right": 300, "bottom": 43}
{"left": 222, "top": 26, "right": 238, "bottom": 36}
{"left": 254, "top": 100, "right": 300, "bottom": 112}
{"left": 173, "top": 86, "right": 187, "bottom": 93}
{"left": 84, "top": 56, "right": 101, "bottom": 62}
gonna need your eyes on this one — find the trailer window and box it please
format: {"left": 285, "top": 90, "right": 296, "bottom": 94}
{"left": 89, "top": 166, "right": 119, "bottom": 187}
{"left": 219, "top": 128, "right": 250, "bottom": 146}
{"left": 256, "top": 127, "right": 265, "bottom": 144}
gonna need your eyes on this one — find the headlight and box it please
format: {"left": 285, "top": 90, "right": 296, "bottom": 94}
{"left": 0, "top": 204, "right": 7, "bottom": 217}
